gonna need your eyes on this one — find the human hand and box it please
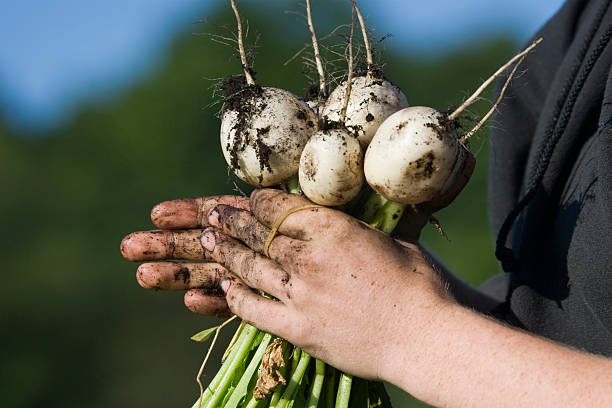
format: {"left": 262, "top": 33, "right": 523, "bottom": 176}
{"left": 120, "top": 189, "right": 455, "bottom": 381}
{"left": 194, "top": 188, "right": 453, "bottom": 381}
{"left": 120, "top": 195, "right": 251, "bottom": 317}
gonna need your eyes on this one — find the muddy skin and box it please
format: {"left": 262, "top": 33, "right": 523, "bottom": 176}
{"left": 200, "top": 286, "right": 226, "bottom": 297}
{"left": 121, "top": 230, "right": 208, "bottom": 261}
{"left": 198, "top": 275, "right": 234, "bottom": 300}
{"left": 174, "top": 266, "right": 191, "bottom": 286}
{"left": 213, "top": 204, "right": 271, "bottom": 252}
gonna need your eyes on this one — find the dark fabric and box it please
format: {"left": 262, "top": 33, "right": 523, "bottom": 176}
{"left": 488, "top": 0, "right": 612, "bottom": 356}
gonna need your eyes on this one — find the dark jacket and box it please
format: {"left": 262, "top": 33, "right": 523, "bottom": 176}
{"left": 489, "top": 0, "right": 612, "bottom": 356}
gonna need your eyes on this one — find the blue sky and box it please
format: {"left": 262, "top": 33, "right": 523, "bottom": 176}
{"left": 0, "top": 0, "right": 564, "bottom": 133}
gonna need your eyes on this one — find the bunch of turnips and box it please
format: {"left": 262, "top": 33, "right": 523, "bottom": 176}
{"left": 192, "top": 0, "right": 542, "bottom": 407}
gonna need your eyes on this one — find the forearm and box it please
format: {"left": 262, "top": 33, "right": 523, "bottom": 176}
{"left": 422, "top": 247, "right": 501, "bottom": 313}
{"left": 384, "top": 300, "right": 612, "bottom": 407}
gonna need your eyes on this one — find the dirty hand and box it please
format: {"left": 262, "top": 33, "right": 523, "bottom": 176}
{"left": 120, "top": 189, "right": 453, "bottom": 381}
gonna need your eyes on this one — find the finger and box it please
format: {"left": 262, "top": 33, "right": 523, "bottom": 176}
{"left": 221, "top": 278, "right": 294, "bottom": 338}
{"left": 201, "top": 229, "right": 292, "bottom": 301}
{"left": 136, "top": 262, "right": 228, "bottom": 290}
{"left": 120, "top": 229, "right": 212, "bottom": 261}
{"left": 249, "top": 188, "right": 337, "bottom": 240}
{"left": 151, "top": 196, "right": 250, "bottom": 229}
{"left": 208, "top": 204, "right": 306, "bottom": 272}
{"left": 208, "top": 205, "right": 271, "bottom": 252}
{"left": 184, "top": 289, "right": 230, "bottom": 318}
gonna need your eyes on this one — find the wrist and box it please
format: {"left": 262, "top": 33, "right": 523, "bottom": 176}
{"left": 377, "top": 262, "right": 459, "bottom": 389}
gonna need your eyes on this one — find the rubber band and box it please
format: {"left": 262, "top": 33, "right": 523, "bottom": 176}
{"left": 263, "top": 204, "right": 323, "bottom": 257}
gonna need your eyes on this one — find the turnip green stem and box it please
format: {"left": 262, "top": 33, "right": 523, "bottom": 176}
{"left": 335, "top": 373, "right": 353, "bottom": 408}
{"left": 244, "top": 395, "right": 261, "bottom": 408}
{"left": 357, "top": 192, "right": 388, "bottom": 224}
{"left": 286, "top": 176, "right": 302, "bottom": 195}
{"left": 224, "top": 333, "right": 273, "bottom": 408}
{"left": 275, "top": 351, "right": 311, "bottom": 408}
{"left": 191, "top": 320, "right": 253, "bottom": 408}
{"left": 203, "top": 324, "right": 259, "bottom": 408}
{"left": 222, "top": 320, "right": 246, "bottom": 362}
{"left": 324, "top": 366, "right": 337, "bottom": 408}
{"left": 306, "top": 359, "right": 326, "bottom": 407}
{"left": 290, "top": 348, "right": 301, "bottom": 374}
{"left": 369, "top": 200, "right": 406, "bottom": 234}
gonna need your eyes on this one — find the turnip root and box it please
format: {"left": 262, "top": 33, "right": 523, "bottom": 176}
{"left": 298, "top": 6, "right": 364, "bottom": 206}
{"left": 220, "top": 0, "right": 317, "bottom": 187}
{"left": 321, "top": 0, "right": 408, "bottom": 147}
{"left": 299, "top": 127, "right": 364, "bottom": 206}
{"left": 322, "top": 76, "right": 408, "bottom": 146}
{"left": 364, "top": 106, "right": 460, "bottom": 204}
{"left": 364, "top": 38, "right": 542, "bottom": 205}
{"left": 221, "top": 86, "right": 317, "bottom": 187}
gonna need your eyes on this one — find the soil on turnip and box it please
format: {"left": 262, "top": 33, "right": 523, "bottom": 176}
{"left": 222, "top": 75, "right": 317, "bottom": 185}
{"left": 409, "top": 151, "right": 437, "bottom": 180}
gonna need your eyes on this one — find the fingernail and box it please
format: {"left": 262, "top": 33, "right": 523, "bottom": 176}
{"left": 219, "top": 277, "right": 231, "bottom": 293}
{"left": 208, "top": 207, "right": 220, "bottom": 227}
{"left": 200, "top": 229, "right": 216, "bottom": 251}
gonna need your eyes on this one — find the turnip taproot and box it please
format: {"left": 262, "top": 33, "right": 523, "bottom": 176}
{"left": 299, "top": 7, "right": 365, "bottom": 206}
{"left": 219, "top": 0, "right": 317, "bottom": 187}
{"left": 364, "top": 106, "right": 460, "bottom": 204}
{"left": 299, "top": 127, "right": 364, "bottom": 206}
{"left": 321, "top": 0, "right": 408, "bottom": 147}
{"left": 364, "top": 38, "right": 542, "bottom": 205}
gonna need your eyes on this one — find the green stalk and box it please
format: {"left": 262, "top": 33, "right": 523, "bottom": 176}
{"left": 288, "top": 371, "right": 309, "bottom": 408}
{"left": 224, "top": 333, "right": 274, "bottom": 408}
{"left": 306, "top": 359, "right": 326, "bottom": 407}
{"left": 244, "top": 395, "right": 262, "bottom": 408}
{"left": 356, "top": 191, "right": 388, "bottom": 223}
{"left": 285, "top": 176, "right": 303, "bottom": 195}
{"left": 191, "top": 322, "right": 255, "bottom": 408}
{"left": 290, "top": 348, "right": 301, "bottom": 375}
{"left": 368, "top": 200, "right": 406, "bottom": 234}
{"left": 275, "top": 351, "right": 312, "bottom": 408}
{"left": 323, "top": 367, "right": 336, "bottom": 408}
{"left": 335, "top": 373, "right": 353, "bottom": 408}
{"left": 203, "top": 325, "right": 259, "bottom": 408}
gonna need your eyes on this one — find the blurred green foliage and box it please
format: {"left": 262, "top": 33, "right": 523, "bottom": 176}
{"left": 0, "top": 4, "right": 515, "bottom": 407}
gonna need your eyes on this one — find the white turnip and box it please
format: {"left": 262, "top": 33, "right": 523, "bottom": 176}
{"left": 320, "top": 0, "right": 408, "bottom": 147}
{"left": 220, "top": 0, "right": 317, "bottom": 187}
{"left": 299, "top": 6, "right": 364, "bottom": 206}
{"left": 364, "top": 38, "right": 542, "bottom": 205}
